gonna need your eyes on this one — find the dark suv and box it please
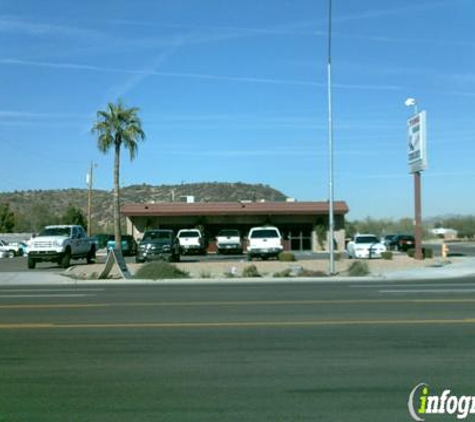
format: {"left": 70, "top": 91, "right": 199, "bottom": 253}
{"left": 394, "top": 234, "right": 415, "bottom": 252}
{"left": 136, "top": 230, "right": 180, "bottom": 263}
{"left": 384, "top": 234, "right": 415, "bottom": 252}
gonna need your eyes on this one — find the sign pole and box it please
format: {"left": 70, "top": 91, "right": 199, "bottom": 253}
{"left": 406, "top": 100, "right": 427, "bottom": 261}
{"left": 414, "top": 171, "right": 423, "bottom": 260}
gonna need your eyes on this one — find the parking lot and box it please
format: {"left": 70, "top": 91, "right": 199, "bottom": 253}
{"left": 0, "top": 251, "right": 323, "bottom": 273}
{"left": 1, "top": 242, "right": 474, "bottom": 275}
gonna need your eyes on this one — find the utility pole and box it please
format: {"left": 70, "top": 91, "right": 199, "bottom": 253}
{"left": 87, "top": 162, "right": 97, "bottom": 237}
{"left": 327, "top": 0, "right": 335, "bottom": 275}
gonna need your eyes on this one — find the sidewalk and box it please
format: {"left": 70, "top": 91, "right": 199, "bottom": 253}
{"left": 0, "top": 272, "right": 70, "bottom": 285}
{"left": 380, "top": 257, "right": 475, "bottom": 280}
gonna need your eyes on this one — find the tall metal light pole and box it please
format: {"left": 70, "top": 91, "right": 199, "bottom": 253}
{"left": 327, "top": 0, "right": 335, "bottom": 275}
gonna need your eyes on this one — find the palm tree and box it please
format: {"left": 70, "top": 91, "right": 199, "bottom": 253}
{"left": 92, "top": 100, "right": 145, "bottom": 253}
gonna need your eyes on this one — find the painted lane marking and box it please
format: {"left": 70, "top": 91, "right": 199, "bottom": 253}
{"left": 0, "top": 294, "right": 97, "bottom": 298}
{"left": 2, "top": 318, "right": 475, "bottom": 330}
{"left": 3, "top": 298, "right": 475, "bottom": 310}
{"left": 380, "top": 289, "right": 475, "bottom": 294}
{"left": 352, "top": 283, "right": 475, "bottom": 288}
{"left": 0, "top": 288, "right": 105, "bottom": 293}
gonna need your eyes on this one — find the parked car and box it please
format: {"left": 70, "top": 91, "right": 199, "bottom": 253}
{"left": 382, "top": 234, "right": 398, "bottom": 250}
{"left": 136, "top": 230, "right": 180, "bottom": 263}
{"left": 383, "top": 234, "right": 415, "bottom": 252}
{"left": 0, "top": 239, "right": 22, "bottom": 257}
{"left": 106, "top": 235, "right": 137, "bottom": 256}
{"left": 393, "top": 234, "right": 415, "bottom": 252}
{"left": 177, "top": 229, "right": 207, "bottom": 255}
{"left": 92, "top": 233, "right": 114, "bottom": 249}
{"left": 347, "top": 234, "right": 387, "bottom": 259}
{"left": 247, "top": 226, "right": 283, "bottom": 260}
{"left": 216, "top": 229, "right": 243, "bottom": 254}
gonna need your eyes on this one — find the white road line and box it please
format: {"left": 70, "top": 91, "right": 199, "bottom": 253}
{"left": 380, "top": 289, "right": 475, "bottom": 294}
{"left": 0, "top": 288, "right": 105, "bottom": 293}
{"left": 352, "top": 283, "right": 475, "bottom": 288}
{"left": 0, "top": 294, "right": 97, "bottom": 298}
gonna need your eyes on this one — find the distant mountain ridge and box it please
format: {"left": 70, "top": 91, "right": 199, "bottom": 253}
{"left": 0, "top": 182, "right": 288, "bottom": 232}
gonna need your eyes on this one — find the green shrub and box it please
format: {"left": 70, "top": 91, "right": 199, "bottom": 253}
{"left": 407, "top": 248, "right": 433, "bottom": 259}
{"left": 278, "top": 252, "right": 296, "bottom": 262}
{"left": 298, "top": 268, "right": 328, "bottom": 277}
{"left": 347, "top": 261, "right": 370, "bottom": 277}
{"left": 424, "top": 248, "right": 434, "bottom": 259}
{"left": 199, "top": 270, "right": 212, "bottom": 278}
{"left": 381, "top": 251, "right": 393, "bottom": 260}
{"left": 242, "top": 264, "right": 261, "bottom": 278}
{"left": 273, "top": 268, "right": 293, "bottom": 278}
{"left": 134, "top": 261, "right": 189, "bottom": 280}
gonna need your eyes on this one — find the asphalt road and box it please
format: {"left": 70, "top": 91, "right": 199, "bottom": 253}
{"left": 1, "top": 279, "right": 475, "bottom": 421}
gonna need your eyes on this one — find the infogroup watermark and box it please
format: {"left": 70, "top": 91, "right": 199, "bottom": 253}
{"left": 408, "top": 383, "right": 475, "bottom": 421}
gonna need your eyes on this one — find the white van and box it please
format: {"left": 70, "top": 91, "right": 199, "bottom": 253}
{"left": 247, "top": 226, "right": 283, "bottom": 260}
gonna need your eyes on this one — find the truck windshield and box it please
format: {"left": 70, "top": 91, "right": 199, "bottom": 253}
{"left": 355, "top": 236, "right": 379, "bottom": 244}
{"left": 38, "top": 228, "right": 71, "bottom": 237}
{"left": 179, "top": 231, "right": 199, "bottom": 238}
{"left": 250, "top": 230, "right": 279, "bottom": 239}
{"left": 144, "top": 231, "right": 172, "bottom": 240}
{"left": 218, "top": 230, "right": 239, "bottom": 237}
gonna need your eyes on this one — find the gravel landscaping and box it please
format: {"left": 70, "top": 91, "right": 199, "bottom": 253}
{"left": 65, "top": 254, "right": 447, "bottom": 280}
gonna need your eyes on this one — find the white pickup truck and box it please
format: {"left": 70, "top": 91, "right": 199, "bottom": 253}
{"left": 177, "top": 229, "right": 207, "bottom": 255}
{"left": 216, "top": 229, "right": 243, "bottom": 254}
{"left": 27, "top": 225, "right": 96, "bottom": 269}
{"left": 247, "top": 226, "right": 283, "bottom": 260}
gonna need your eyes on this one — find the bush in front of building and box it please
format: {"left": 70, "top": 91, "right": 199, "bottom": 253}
{"left": 407, "top": 248, "right": 433, "bottom": 259}
{"left": 381, "top": 251, "right": 393, "bottom": 260}
{"left": 134, "top": 261, "right": 189, "bottom": 280}
{"left": 347, "top": 261, "right": 370, "bottom": 277}
{"left": 273, "top": 268, "right": 292, "bottom": 277}
{"left": 298, "top": 268, "right": 328, "bottom": 277}
{"left": 278, "top": 252, "right": 296, "bottom": 262}
{"left": 242, "top": 264, "right": 261, "bottom": 278}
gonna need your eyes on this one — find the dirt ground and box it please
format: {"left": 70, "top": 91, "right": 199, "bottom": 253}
{"left": 66, "top": 254, "right": 444, "bottom": 280}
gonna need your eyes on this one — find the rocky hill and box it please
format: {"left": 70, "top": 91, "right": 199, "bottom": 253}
{"left": 0, "top": 182, "right": 288, "bottom": 232}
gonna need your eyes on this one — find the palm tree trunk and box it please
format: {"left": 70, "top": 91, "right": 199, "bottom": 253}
{"left": 113, "top": 141, "right": 122, "bottom": 253}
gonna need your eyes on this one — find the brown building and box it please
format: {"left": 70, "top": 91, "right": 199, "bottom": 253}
{"left": 121, "top": 201, "right": 349, "bottom": 252}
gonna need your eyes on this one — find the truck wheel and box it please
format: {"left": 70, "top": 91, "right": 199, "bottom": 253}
{"left": 7, "top": 250, "right": 15, "bottom": 258}
{"left": 61, "top": 251, "right": 71, "bottom": 269}
{"left": 86, "top": 246, "right": 96, "bottom": 264}
{"left": 27, "top": 256, "right": 36, "bottom": 269}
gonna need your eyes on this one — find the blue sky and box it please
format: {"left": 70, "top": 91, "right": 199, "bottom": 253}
{"left": 0, "top": 0, "right": 474, "bottom": 219}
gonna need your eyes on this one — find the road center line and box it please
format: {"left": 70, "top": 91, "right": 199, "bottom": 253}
{"left": 2, "top": 298, "right": 475, "bottom": 310}
{"left": 380, "top": 289, "right": 475, "bottom": 294}
{"left": 0, "top": 294, "right": 97, "bottom": 298}
{"left": 2, "top": 318, "right": 475, "bottom": 330}
{"left": 352, "top": 283, "right": 475, "bottom": 288}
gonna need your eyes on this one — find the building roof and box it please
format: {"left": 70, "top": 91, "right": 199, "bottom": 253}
{"left": 121, "top": 201, "right": 349, "bottom": 217}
